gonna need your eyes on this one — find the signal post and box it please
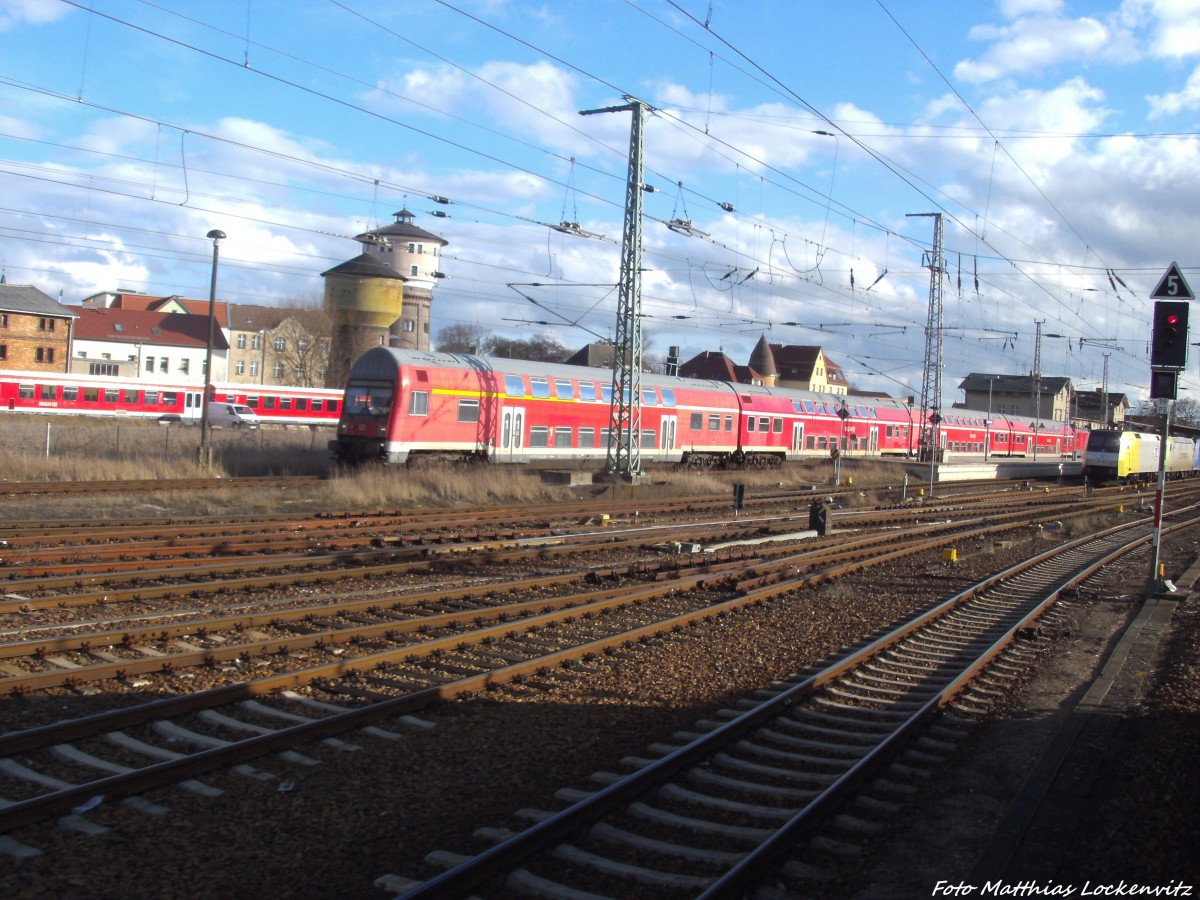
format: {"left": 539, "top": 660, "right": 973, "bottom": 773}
{"left": 1147, "top": 263, "right": 1192, "bottom": 593}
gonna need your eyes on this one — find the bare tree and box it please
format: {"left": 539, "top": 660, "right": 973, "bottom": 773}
{"left": 266, "top": 306, "right": 333, "bottom": 387}
{"left": 435, "top": 323, "right": 492, "bottom": 354}
{"left": 489, "top": 334, "right": 572, "bottom": 362}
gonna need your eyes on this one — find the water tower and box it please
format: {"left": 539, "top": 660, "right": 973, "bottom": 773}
{"left": 354, "top": 208, "right": 448, "bottom": 350}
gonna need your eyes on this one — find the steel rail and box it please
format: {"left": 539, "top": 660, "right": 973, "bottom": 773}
{"left": 391, "top": 517, "right": 1174, "bottom": 899}
{"left": 0, "top": 509, "right": 1125, "bottom": 834}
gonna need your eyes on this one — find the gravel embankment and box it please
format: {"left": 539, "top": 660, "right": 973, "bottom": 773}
{"left": 3, "top": 527, "right": 1197, "bottom": 900}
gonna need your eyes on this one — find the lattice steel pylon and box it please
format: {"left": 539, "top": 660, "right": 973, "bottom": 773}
{"left": 908, "top": 212, "right": 945, "bottom": 470}
{"left": 581, "top": 96, "right": 648, "bottom": 479}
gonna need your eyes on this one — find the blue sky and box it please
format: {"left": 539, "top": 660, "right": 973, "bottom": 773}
{"left": 4, "top": 0, "right": 1200, "bottom": 406}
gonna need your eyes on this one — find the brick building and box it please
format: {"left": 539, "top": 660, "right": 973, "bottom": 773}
{"left": 0, "top": 284, "right": 76, "bottom": 372}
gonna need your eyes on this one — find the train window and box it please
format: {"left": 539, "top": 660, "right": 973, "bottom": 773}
{"left": 642, "top": 388, "right": 658, "bottom": 406}
{"left": 104, "top": 389, "right": 119, "bottom": 403}
{"left": 263, "top": 397, "right": 277, "bottom": 410}
{"left": 555, "top": 380, "right": 575, "bottom": 400}
{"left": 162, "top": 392, "right": 178, "bottom": 406}
{"left": 640, "top": 429, "right": 655, "bottom": 449}
{"left": 296, "top": 398, "right": 309, "bottom": 411}
{"left": 504, "top": 374, "right": 525, "bottom": 397}
{"left": 579, "top": 427, "right": 596, "bottom": 448}
{"left": 773, "top": 418, "right": 783, "bottom": 433}
{"left": 725, "top": 415, "right": 733, "bottom": 432}
{"left": 600, "top": 384, "right": 613, "bottom": 403}
{"left": 817, "top": 436, "right": 827, "bottom": 450}
{"left": 579, "top": 382, "right": 597, "bottom": 402}
{"left": 529, "top": 425, "right": 549, "bottom": 447}
{"left": 246, "top": 396, "right": 260, "bottom": 408}
{"left": 530, "top": 377, "right": 551, "bottom": 399}
{"left": 803, "top": 400, "right": 815, "bottom": 414}
{"left": 707, "top": 414, "right": 720, "bottom": 431}
{"left": 660, "top": 389, "right": 676, "bottom": 407}
{"left": 746, "top": 417, "right": 757, "bottom": 433}
{"left": 554, "top": 426, "right": 571, "bottom": 447}
{"left": 345, "top": 384, "right": 392, "bottom": 417}
{"left": 63, "top": 386, "right": 78, "bottom": 402}
{"left": 144, "top": 391, "right": 158, "bottom": 404}
{"left": 458, "top": 398, "right": 480, "bottom": 423}
{"left": 83, "top": 388, "right": 98, "bottom": 402}
{"left": 409, "top": 391, "right": 429, "bottom": 416}
{"left": 690, "top": 413, "right": 703, "bottom": 429}
{"left": 280, "top": 398, "right": 292, "bottom": 411}
{"left": 39, "top": 384, "right": 56, "bottom": 401}
{"left": 600, "top": 427, "right": 611, "bottom": 446}
{"left": 807, "top": 435, "right": 816, "bottom": 449}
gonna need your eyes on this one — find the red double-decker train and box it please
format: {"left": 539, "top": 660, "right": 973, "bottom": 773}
{"left": 0, "top": 370, "right": 342, "bottom": 427}
{"left": 330, "top": 348, "right": 1087, "bottom": 466}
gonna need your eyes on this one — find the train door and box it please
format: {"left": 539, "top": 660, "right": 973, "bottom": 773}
{"left": 868, "top": 426, "right": 879, "bottom": 453}
{"left": 792, "top": 423, "right": 804, "bottom": 455}
{"left": 499, "top": 407, "right": 525, "bottom": 461}
{"left": 659, "top": 415, "right": 676, "bottom": 459}
{"left": 184, "top": 391, "right": 203, "bottom": 422}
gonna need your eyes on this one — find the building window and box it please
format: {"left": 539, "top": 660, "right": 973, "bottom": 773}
{"left": 159, "top": 358, "right": 168, "bottom": 374}
{"left": 237, "top": 334, "right": 246, "bottom": 349}
{"left": 146, "top": 357, "right": 155, "bottom": 373}
{"left": 272, "top": 363, "right": 284, "bottom": 378}
{"left": 235, "top": 360, "right": 245, "bottom": 375}
{"left": 274, "top": 337, "right": 286, "bottom": 352}
{"left": 410, "top": 265, "right": 419, "bottom": 276}
{"left": 179, "top": 359, "right": 189, "bottom": 375}
{"left": 0, "top": 314, "right": 7, "bottom": 327}
{"left": 251, "top": 333, "right": 262, "bottom": 350}
{"left": 249, "top": 360, "right": 259, "bottom": 377}
{"left": 0, "top": 344, "right": 5, "bottom": 360}
{"left": 403, "top": 320, "right": 415, "bottom": 333}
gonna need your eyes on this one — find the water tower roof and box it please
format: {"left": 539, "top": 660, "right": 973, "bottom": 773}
{"left": 355, "top": 209, "right": 448, "bottom": 247}
{"left": 321, "top": 252, "right": 408, "bottom": 280}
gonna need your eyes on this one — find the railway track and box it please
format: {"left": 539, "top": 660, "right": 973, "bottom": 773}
{"left": 0, "top": 492, "right": 1137, "bottom": 698}
{"left": 0, "top": 495, "right": 1137, "bottom": 843}
{"left": 382, "top": 518, "right": 1172, "bottom": 898}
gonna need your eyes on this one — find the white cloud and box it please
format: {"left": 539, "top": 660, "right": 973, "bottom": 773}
{"left": 1147, "top": 62, "right": 1200, "bottom": 114}
{"left": 0, "top": 0, "right": 69, "bottom": 31}
{"left": 1121, "top": 0, "right": 1200, "bottom": 59}
{"left": 956, "top": 15, "right": 1113, "bottom": 83}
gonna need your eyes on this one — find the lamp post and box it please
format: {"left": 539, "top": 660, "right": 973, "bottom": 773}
{"left": 258, "top": 329, "right": 267, "bottom": 385}
{"left": 984, "top": 376, "right": 994, "bottom": 461}
{"left": 198, "top": 229, "right": 225, "bottom": 468}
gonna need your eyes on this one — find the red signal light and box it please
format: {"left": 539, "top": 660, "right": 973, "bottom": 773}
{"left": 1167, "top": 314, "right": 1180, "bottom": 325}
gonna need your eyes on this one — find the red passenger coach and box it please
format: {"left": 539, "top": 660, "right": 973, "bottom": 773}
{"left": 209, "top": 385, "right": 342, "bottom": 426}
{"left": 0, "top": 370, "right": 201, "bottom": 420}
{"left": 0, "top": 370, "right": 341, "bottom": 426}
{"left": 330, "top": 348, "right": 1087, "bottom": 468}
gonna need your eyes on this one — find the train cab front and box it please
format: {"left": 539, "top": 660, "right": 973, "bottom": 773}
{"left": 330, "top": 379, "right": 408, "bottom": 464}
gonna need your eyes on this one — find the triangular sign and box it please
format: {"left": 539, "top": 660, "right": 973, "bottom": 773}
{"left": 1150, "top": 262, "right": 1195, "bottom": 300}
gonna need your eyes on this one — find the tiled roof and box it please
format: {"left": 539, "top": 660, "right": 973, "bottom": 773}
{"left": 69, "top": 307, "right": 228, "bottom": 350}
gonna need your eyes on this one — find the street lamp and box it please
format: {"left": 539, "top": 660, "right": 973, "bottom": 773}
{"left": 985, "top": 376, "right": 994, "bottom": 461}
{"left": 198, "top": 229, "right": 225, "bottom": 468}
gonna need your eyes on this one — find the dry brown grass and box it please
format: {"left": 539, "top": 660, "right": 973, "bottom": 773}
{"left": 0, "top": 416, "right": 331, "bottom": 480}
{"left": 0, "top": 414, "right": 918, "bottom": 514}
